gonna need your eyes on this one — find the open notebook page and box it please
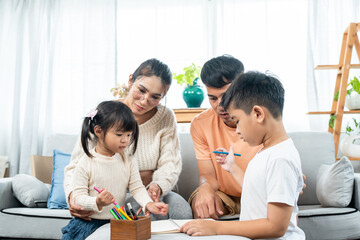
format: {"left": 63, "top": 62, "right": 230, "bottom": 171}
{"left": 151, "top": 219, "right": 214, "bottom": 234}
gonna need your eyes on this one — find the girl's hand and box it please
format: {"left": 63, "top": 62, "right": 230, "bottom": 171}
{"left": 180, "top": 219, "right": 218, "bottom": 236}
{"left": 215, "top": 146, "right": 235, "bottom": 172}
{"left": 147, "top": 183, "right": 162, "bottom": 202}
{"left": 95, "top": 188, "right": 116, "bottom": 210}
{"left": 145, "top": 202, "right": 168, "bottom": 216}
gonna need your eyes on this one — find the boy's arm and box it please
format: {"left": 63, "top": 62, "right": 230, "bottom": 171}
{"left": 181, "top": 202, "right": 293, "bottom": 238}
{"left": 228, "top": 162, "right": 244, "bottom": 187}
{"left": 216, "top": 202, "right": 293, "bottom": 238}
{"left": 216, "top": 146, "right": 245, "bottom": 187}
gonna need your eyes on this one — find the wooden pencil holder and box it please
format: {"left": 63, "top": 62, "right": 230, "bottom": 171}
{"left": 110, "top": 216, "right": 151, "bottom": 240}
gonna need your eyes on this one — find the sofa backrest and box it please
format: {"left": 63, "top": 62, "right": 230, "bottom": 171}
{"left": 289, "top": 132, "right": 335, "bottom": 205}
{"left": 177, "top": 133, "right": 199, "bottom": 201}
{"left": 176, "top": 131, "right": 336, "bottom": 205}
{"left": 40, "top": 131, "right": 336, "bottom": 205}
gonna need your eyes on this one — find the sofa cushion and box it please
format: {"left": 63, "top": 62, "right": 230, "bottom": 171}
{"left": 47, "top": 149, "right": 71, "bottom": 209}
{"left": 316, "top": 156, "right": 354, "bottom": 207}
{"left": 12, "top": 174, "right": 50, "bottom": 208}
{"left": 0, "top": 209, "right": 71, "bottom": 239}
{"left": 289, "top": 132, "right": 335, "bottom": 205}
{"left": 298, "top": 205, "right": 360, "bottom": 240}
{"left": 2, "top": 207, "right": 71, "bottom": 218}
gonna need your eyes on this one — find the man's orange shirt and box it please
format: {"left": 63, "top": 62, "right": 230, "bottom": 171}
{"left": 190, "top": 108, "right": 262, "bottom": 197}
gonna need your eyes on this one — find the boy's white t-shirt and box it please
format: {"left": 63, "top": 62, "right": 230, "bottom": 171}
{"left": 240, "top": 138, "right": 305, "bottom": 239}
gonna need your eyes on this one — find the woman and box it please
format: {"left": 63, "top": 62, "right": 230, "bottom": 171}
{"left": 64, "top": 58, "right": 192, "bottom": 220}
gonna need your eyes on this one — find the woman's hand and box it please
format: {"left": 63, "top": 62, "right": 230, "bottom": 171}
{"left": 147, "top": 183, "right": 162, "bottom": 202}
{"left": 145, "top": 202, "right": 168, "bottom": 216}
{"left": 215, "top": 146, "right": 235, "bottom": 172}
{"left": 95, "top": 188, "right": 116, "bottom": 210}
{"left": 68, "top": 192, "right": 94, "bottom": 221}
{"left": 180, "top": 219, "right": 218, "bottom": 236}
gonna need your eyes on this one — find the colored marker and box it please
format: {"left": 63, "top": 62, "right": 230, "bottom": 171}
{"left": 114, "top": 205, "right": 126, "bottom": 220}
{"left": 112, "top": 207, "right": 122, "bottom": 220}
{"left": 127, "top": 203, "right": 137, "bottom": 220}
{"left": 94, "top": 186, "right": 132, "bottom": 220}
{"left": 116, "top": 205, "right": 132, "bottom": 220}
{"left": 93, "top": 186, "right": 118, "bottom": 206}
{"left": 213, "top": 151, "right": 241, "bottom": 156}
{"left": 109, "top": 209, "right": 119, "bottom": 219}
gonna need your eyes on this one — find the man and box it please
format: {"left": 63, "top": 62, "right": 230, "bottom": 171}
{"left": 189, "top": 55, "right": 262, "bottom": 219}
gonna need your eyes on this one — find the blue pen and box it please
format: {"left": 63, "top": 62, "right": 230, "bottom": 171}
{"left": 213, "top": 151, "right": 241, "bottom": 157}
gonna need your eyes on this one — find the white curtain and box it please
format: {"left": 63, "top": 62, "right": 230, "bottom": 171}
{"left": 3, "top": 0, "right": 355, "bottom": 176}
{"left": 0, "top": 0, "right": 60, "bottom": 175}
{"left": 307, "top": 0, "right": 360, "bottom": 131}
{"left": 0, "top": 0, "right": 117, "bottom": 176}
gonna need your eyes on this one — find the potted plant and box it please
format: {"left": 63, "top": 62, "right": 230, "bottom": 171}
{"left": 173, "top": 63, "right": 204, "bottom": 108}
{"left": 329, "top": 76, "right": 360, "bottom": 129}
{"left": 334, "top": 76, "right": 360, "bottom": 110}
{"left": 340, "top": 117, "right": 360, "bottom": 158}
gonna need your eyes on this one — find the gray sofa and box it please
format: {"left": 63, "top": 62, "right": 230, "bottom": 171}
{"left": 1, "top": 132, "right": 360, "bottom": 239}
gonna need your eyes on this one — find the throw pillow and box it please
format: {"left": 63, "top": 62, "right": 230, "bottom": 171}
{"left": 47, "top": 149, "right": 71, "bottom": 209}
{"left": 316, "top": 156, "right": 354, "bottom": 207}
{"left": 12, "top": 174, "right": 50, "bottom": 207}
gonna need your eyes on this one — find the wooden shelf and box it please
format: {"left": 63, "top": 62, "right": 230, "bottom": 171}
{"left": 312, "top": 23, "right": 360, "bottom": 159}
{"left": 315, "top": 64, "right": 360, "bottom": 70}
{"left": 307, "top": 110, "right": 360, "bottom": 114}
{"left": 336, "top": 157, "right": 360, "bottom": 161}
{"left": 173, "top": 108, "right": 206, "bottom": 123}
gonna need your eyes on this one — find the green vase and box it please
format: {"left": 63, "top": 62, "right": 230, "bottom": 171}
{"left": 183, "top": 78, "right": 204, "bottom": 108}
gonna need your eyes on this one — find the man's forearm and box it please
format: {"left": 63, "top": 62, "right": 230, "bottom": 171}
{"left": 199, "top": 175, "right": 219, "bottom": 192}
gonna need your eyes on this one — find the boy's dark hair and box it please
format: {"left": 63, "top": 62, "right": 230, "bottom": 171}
{"left": 200, "top": 55, "right": 244, "bottom": 88}
{"left": 131, "top": 58, "right": 172, "bottom": 95}
{"left": 221, "top": 71, "right": 284, "bottom": 118}
{"left": 81, "top": 101, "right": 139, "bottom": 158}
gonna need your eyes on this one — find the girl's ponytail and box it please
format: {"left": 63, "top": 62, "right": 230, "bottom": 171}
{"left": 81, "top": 111, "right": 97, "bottom": 158}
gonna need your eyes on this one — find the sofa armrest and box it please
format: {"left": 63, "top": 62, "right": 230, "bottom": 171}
{"left": 351, "top": 173, "right": 360, "bottom": 210}
{"left": 0, "top": 178, "right": 23, "bottom": 210}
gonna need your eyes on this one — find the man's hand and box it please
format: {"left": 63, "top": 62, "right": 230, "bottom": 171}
{"left": 215, "top": 146, "right": 235, "bottom": 172}
{"left": 147, "top": 183, "right": 161, "bottom": 202}
{"left": 68, "top": 192, "right": 94, "bottom": 221}
{"left": 180, "top": 219, "right": 218, "bottom": 236}
{"left": 192, "top": 183, "right": 224, "bottom": 220}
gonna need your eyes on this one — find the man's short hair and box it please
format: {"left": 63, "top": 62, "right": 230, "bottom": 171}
{"left": 200, "top": 55, "right": 244, "bottom": 88}
{"left": 221, "top": 71, "right": 284, "bottom": 118}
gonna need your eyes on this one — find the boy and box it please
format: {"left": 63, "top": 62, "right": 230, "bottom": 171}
{"left": 181, "top": 71, "right": 305, "bottom": 239}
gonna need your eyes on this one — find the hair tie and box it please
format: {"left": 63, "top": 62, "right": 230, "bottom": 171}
{"left": 87, "top": 109, "right": 98, "bottom": 120}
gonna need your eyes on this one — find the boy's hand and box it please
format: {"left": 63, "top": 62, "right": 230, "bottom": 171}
{"left": 215, "top": 146, "right": 235, "bottom": 172}
{"left": 147, "top": 183, "right": 162, "bottom": 202}
{"left": 145, "top": 202, "right": 168, "bottom": 216}
{"left": 180, "top": 219, "right": 218, "bottom": 236}
{"left": 95, "top": 188, "right": 116, "bottom": 210}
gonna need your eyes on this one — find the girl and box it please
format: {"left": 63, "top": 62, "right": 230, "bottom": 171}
{"left": 65, "top": 59, "right": 192, "bottom": 222}
{"left": 62, "top": 101, "right": 168, "bottom": 240}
